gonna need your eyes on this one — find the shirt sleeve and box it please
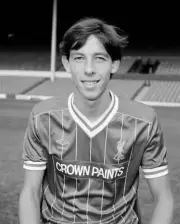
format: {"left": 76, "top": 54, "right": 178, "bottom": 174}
{"left": 22, "top": 111, "right": 47, "bottom": 170}
{"left": 141, "top": 110, "right": 168, "bottom": 179}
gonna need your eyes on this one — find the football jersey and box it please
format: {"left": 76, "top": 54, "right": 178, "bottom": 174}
{"left": 22, "top": 90, "right": 168, "bottom": 224}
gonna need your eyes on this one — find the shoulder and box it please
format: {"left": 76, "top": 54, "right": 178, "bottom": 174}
{"left": 116, "top": 96, "right": 155, "bottom": 124}
{"left": 31, "top": 95, "right": 69, "bottom": 117}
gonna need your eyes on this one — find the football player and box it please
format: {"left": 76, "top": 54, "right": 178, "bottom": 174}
{"left": 19, "top": 17, "right": 174, "bottom": 224}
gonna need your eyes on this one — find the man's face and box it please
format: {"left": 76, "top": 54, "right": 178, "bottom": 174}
{"left": 63, "top": 35, "right": 119, "bottom": 101}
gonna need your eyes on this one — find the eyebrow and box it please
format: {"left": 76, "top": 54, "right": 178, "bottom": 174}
{"left": 70, "top": 52, "right": 110, "bottom": 58}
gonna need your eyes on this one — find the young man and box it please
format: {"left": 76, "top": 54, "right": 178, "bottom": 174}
{"left": 19, "top": 18, "right": 174, "bottom": 224}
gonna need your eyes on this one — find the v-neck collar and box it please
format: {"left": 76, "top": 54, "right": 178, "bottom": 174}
{"left": 68, "top": 91, "right": 119, "bottom": 138}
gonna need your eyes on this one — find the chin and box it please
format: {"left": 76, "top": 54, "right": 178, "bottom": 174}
{"left": 78, "top": 88, "right": 104, "bottom": 102}
{"left": 84, "top": 93, "right": 102, "bottom": 102}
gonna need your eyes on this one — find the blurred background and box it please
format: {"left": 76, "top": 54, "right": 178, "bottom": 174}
{"left": 0, "top": 0, "right": 180, "bottom": 53}
{"left": 0, "top": 1, "right": 180, "bottom": 224}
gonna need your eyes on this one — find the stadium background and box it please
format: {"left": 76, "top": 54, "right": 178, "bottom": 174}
{"left": 0, "top": 0, "right": 180, "bottom": 223}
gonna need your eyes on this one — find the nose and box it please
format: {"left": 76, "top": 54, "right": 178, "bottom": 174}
{"left": 84, "top": 60, "right": 95, "bottom": 75}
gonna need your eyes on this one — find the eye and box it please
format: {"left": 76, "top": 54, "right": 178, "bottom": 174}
{"left": 96, "top": 56, "right": 106, "bottom": 61}
{"left": 74, "top": 56, "right": 84, "bottom": 60}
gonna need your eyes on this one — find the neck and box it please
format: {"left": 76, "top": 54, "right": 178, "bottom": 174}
{"left": 74, "top": 89, "right": 111, "bottom": 122}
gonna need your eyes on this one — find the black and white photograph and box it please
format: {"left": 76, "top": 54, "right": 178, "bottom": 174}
{"left": 0, "top": 1, "right": 179, "bottom": 223}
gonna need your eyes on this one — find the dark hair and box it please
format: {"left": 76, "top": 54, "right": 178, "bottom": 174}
{"left": 59, "top": 17, "right": 128, "bottom": 61}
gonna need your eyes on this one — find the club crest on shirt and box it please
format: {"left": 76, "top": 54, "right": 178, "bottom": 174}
{"left": 114, "top": 140, "right": 126, "bottom": 161}
{"left": 56, "top": 138, "right": 70, "bottom": 152}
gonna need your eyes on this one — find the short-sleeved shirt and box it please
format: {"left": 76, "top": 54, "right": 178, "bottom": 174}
{"left": 22, "top": 90, "right": 168, "bottom": 224}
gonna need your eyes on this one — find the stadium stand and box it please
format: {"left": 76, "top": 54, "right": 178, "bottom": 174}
{"left": 127, "top": 58, "right": 160, "bottom": 74}
{"left": 118, "top": 56, "right": 136, "bottom": 74}
{"left": 140, "top": 81, "right": 180, "bottom": 102}
{"left": 0, "top": 50, "right": 62, "bottom": 71}
{"left": 0, "top": 76, "right": 47, "bottom": 94}
{"left": 1, "top": 50, "right": 180, "bottom": 105}
{"left": 155, "top": 58, "right": 180, "bottom": 75}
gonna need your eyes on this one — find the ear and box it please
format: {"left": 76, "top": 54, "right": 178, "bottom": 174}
{"left": 62, "top": 56, "right": 71, "bottom": 73}
{"left": 111, "top": 60, "right": 120, "bottom": 74}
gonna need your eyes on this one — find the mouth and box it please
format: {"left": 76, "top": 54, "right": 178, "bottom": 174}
{"left": 81, "top": 80, "right": 100, "bottom": 85}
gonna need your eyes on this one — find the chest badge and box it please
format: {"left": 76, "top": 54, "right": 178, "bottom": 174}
{"left": 114, "top": 140, "right": 126, "bottom": 161}
{"left": 56, "top": 138, "right": 70, "bottom": 152}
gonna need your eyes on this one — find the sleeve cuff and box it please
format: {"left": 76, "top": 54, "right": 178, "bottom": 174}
{"left": 142, "top": 165, "right": 168, "bottom": 179}
{"left": 23, "top": 160, "right": 47, "bottom": 170}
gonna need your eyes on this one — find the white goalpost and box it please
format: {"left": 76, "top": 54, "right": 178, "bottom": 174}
{"left": 50, "top": 0, "right": 57, "bottom": 82}
{"left": 0, "top": 0, "right": 70, "bottom": 80}
{"left": 50, "top": 0, "right": 70, "bottom": 80}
